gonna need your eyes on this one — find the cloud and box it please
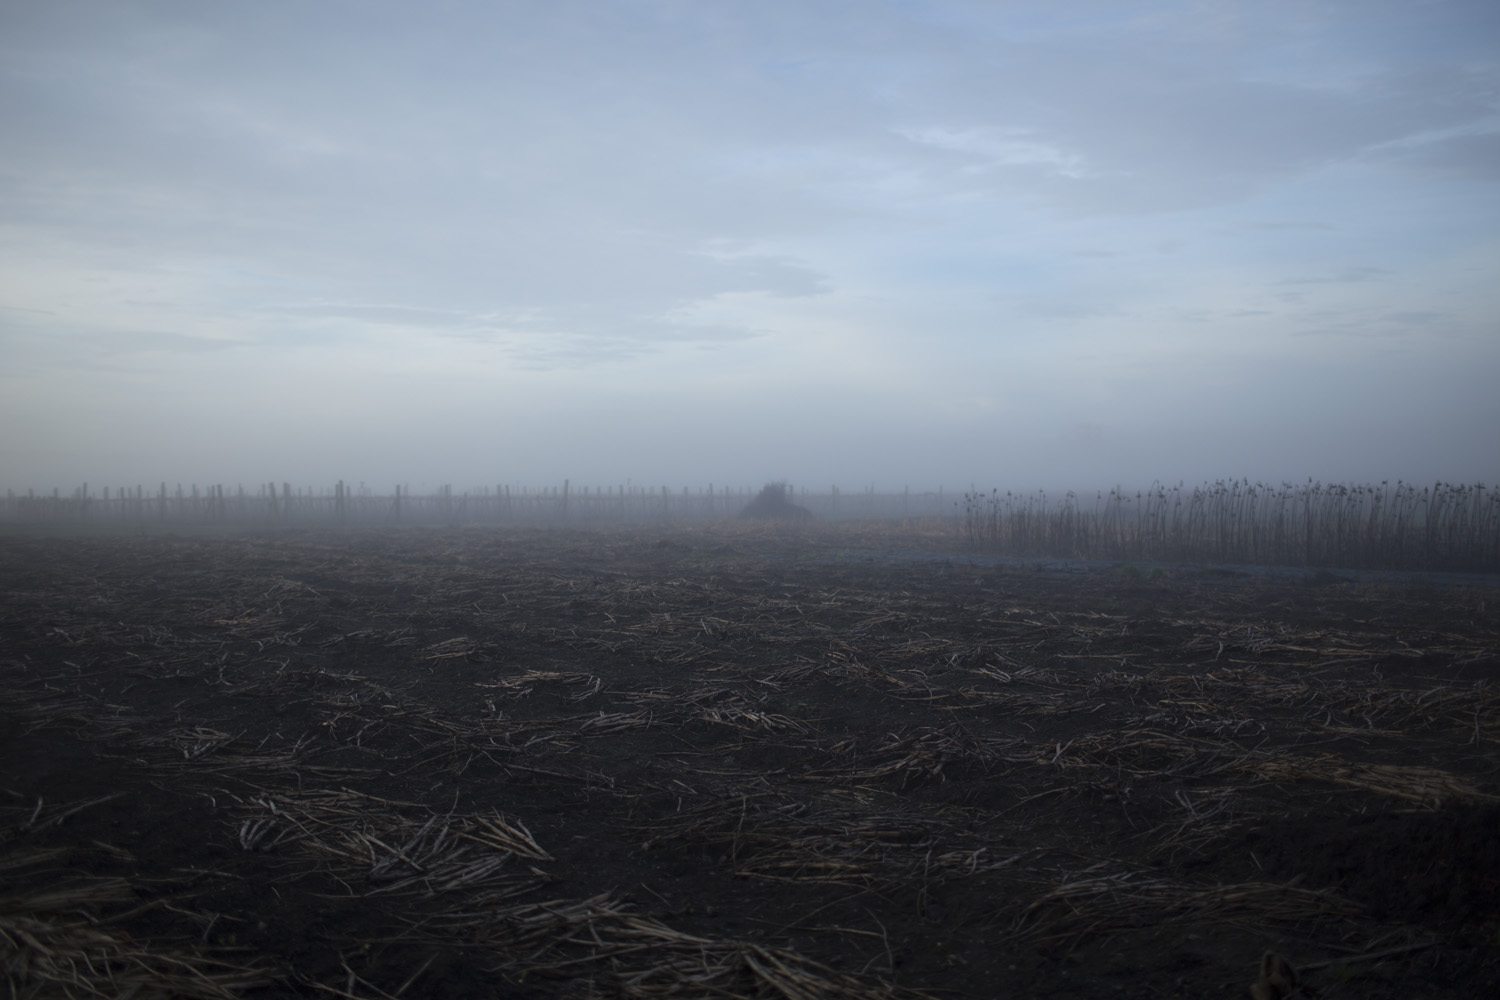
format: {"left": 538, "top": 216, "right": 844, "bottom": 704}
{"left": 695, "top": 252, "right": 830, "bottom": 298}
{"left": 896, "top": 126, "right": 1095, "bottom": 180}
{"left": 877, "top": 17, "right": 1500, "bottom": 213}
{"left": 1371, "top": 128, "right": 1500, "bottom": 180}
{"left": 1, "top": 1, "right": 1497, "bottom": 489}
{"left": 1280, "top": 266, "right": 1394, "bottom": 285}
{"left": 266, "top": 304, "right": 474, "bottom": 327}
{"left": 1245, "top": 221, "right": 1337, "bottom": 232}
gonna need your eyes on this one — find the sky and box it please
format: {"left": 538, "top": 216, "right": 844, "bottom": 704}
{"left": 2, "top": 0, "right": 1497, "bottom": 494}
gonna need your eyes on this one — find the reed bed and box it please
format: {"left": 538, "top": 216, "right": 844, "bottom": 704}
{"left": 962, "top": 479, "right": 1500, "bottom": 571}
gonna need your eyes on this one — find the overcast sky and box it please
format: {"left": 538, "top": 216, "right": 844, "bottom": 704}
{"left": 2, "top": 1, "right": 1497, "bottom": 493}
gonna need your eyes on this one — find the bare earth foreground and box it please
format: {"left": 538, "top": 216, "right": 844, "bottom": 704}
{"left": 1, "top": 524, "right": 1497, "bottom": 999}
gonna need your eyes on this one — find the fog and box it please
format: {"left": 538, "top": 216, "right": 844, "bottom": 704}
{"left": 3, "top": 1, "right": 1497, "bottom": 495}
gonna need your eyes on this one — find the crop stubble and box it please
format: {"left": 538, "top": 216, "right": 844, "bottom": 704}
{"left": 1, "top": 525, "right": 1497, "bottom": 998}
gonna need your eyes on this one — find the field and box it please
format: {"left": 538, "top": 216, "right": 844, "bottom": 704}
{"left": 2, "top": 524, "right": 1497, "bottom": 998}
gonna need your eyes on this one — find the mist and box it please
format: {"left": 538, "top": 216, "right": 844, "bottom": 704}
{"left": 3, "top": 1, "right": 1498, "bottom": 495}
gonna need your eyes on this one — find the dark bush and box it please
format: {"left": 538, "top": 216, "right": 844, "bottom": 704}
{"left": 740, "top": 482, "right": 812, "bottom": 520}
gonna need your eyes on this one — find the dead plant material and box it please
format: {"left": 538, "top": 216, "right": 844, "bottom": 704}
{"left": 476, "top": 670, "right": 603, "bottom": 700}
{"left": 4, "top": 525, "right": 1497, "bottom": 1000}
{"left": 473, "top": 893, "right": 933, "bottom": 998}
{"left": 230, "top": 789, "right": 549, "bottom": 897}
{"left": 1006, "top": 871, "right": 1360, "bottom": 946}
{"left": 419, "top": 637, "right": 483, "bottom": 661}
{"left": 637, "top": 790, "right": 968, "bottom": 891}
{"left": 1245, "top": 755, "right": 1498, "bottom": 807}
{"left": 0, "top": 857, "right": 273, "bottom": 999}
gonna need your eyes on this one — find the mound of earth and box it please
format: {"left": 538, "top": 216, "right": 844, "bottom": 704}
{"left": 739, "top": 482, "right": 812, "bottom": 520}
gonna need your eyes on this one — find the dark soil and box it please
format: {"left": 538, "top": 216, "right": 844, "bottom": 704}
{"left": 1, "top": 523, "right": 1497, "bottom": 999}
{"left": 1248, "top": 802, "right": 1500, "bottom": 927}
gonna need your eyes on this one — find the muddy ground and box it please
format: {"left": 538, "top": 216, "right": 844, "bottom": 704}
{"left": 1, "top": 524, "right": 1497, "bottom": 998}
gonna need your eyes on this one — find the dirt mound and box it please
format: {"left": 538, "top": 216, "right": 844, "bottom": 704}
{"left": 1247, "top": 801, "right": 1500, "bottom": 928}
{"left": 739, "top": 482, "right": 812, "bottom": 520}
